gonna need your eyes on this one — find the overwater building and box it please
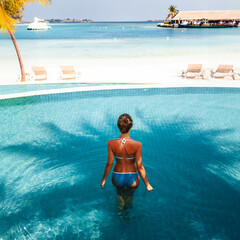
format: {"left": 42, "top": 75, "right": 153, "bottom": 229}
{"left": 172, "top": 10, "right": 240, "bottom": 24}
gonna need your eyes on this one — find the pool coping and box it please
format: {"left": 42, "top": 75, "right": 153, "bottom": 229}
{"left": 0, "top": 82, "right": 240, "bottom": 100}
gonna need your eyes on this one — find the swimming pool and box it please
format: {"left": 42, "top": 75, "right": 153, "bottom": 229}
{"left": 0, "top": 87, "right": 240, "bottom": 239}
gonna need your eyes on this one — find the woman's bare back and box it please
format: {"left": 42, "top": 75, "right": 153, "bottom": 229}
{"left": 109, "top": 138, "right": 140, "bottom": 173}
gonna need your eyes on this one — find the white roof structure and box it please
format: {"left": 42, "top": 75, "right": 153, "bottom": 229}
{"left": 172, "top": 10, "right": 240, "bottom": 21}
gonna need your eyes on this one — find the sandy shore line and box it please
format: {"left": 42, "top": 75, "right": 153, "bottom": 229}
{"left": 1, "top": 58, "right": 240, "bottom": 90}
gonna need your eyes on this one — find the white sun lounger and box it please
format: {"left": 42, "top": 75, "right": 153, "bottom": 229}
{"left": 182, "top": 64, "right": 204, "bottom": 79}
{"left": 59, "top": 65, "right": 81, "bottom": 80}
{"left": 211, "top": 65, "right": 235, "bottom": 80}
{"left": 233, "top": 67, "right": 240, "bottom": 80}
{"left": 31, "top": 66, "right": 47, "bottom": 81}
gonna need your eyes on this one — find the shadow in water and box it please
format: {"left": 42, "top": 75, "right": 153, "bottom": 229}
{"left": 0, "top": 107, "right": 240, "bottom": 239}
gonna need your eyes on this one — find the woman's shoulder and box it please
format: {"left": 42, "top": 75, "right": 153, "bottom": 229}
{"left": 127, "top": 139, "right": 142, "bottom": 148}
{"left": 133, "top": 140, "right": 142, "bottom": 147}
{"left": 107, "top": 138, "right": 119, "bottom": 146}
{"left": 107, "top": 139, "right": 114, "bottom": 145}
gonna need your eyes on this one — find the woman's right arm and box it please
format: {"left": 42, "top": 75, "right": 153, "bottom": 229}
{"left": 100, "top": 140, "right": 114, "bottom": 188}
{"left": 135, "top": 142, "right": 153, "bottom": 192}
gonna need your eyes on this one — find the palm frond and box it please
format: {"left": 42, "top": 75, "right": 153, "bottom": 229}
{"left": 0, "top": 5, "right": 17, "bottom": 33}
{"left": 23, "top": 0, "right": 51, "bottom": 7}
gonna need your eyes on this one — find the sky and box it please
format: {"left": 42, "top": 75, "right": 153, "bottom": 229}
{"left": 23, "top": 0, "right": 240, "bottom": 21}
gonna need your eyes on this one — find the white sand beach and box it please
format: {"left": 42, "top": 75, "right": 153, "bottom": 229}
{"left": 1, "top": 57, "right": 240, "bottom": 89}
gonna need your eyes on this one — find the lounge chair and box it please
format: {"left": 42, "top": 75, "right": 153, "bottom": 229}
{"left": 31, "top": 66, "right": 47, "bottom": 81}
{"left": 233, "top": 67, "right": 240, "bottom": 80}
{"left": 211, "top": 65, "right": 235, "bottom": 80}
{"left": 60, "top": 65, "right": 81, "bottom": 80}
{"left": 182, "top": 64, "right": 204, "bottom": 79}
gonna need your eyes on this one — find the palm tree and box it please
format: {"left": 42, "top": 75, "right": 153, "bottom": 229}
{"left": 165, "top": 5, "right": 179, "bottom": 20}
{"left": 0, "top": 0, "right": 51, "bottom": 82}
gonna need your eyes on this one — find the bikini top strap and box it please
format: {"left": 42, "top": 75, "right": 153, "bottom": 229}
{"left": 115, "top": 137, "right": 134, "bottom": 160}
{"left": 117, "top": 137, "right": 127, "bottom": 146}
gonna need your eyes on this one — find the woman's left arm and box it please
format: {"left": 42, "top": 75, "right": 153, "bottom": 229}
{"left": 100, "top": 140, "right": 114, "bottom": 188}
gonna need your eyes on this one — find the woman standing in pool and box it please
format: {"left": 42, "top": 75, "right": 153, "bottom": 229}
{"left": 100, "top": 113, "right": 153, "bottom": 192}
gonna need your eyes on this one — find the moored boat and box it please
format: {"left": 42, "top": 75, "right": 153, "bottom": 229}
{"left": 27, "top": 17, "right": 51, "bottom": 30}
{"left": 157, "top": 21, "right": 179, "bottom": 28}
{"left": 178, "top": 23, "right": 236, "bottom": 28}
{"left": 157, "top": 23, "right": 173, "bottom": 28}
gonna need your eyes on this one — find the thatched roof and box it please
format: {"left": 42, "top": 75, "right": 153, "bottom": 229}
{"left": 172, "top": 10, "right": 240, "bottom": 21}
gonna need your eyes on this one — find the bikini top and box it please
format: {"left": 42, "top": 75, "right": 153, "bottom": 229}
{"left": 114, "top": 138, "right": 135, "bottom": 160}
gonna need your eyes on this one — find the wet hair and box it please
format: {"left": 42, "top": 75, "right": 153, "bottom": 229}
{"left": 117, "top": 113, "right": 133, "bottom": 134}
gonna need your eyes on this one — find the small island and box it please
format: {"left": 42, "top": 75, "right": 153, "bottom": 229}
{"left": 45, "top": 18, "right": 93, "bottom": 23}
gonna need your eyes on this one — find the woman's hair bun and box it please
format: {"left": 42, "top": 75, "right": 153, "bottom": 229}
{"left": 117, "top": 113, "right": 133, "bottom": 133}
{"left": 122, "top": 118, "right": 128, "bottom": 125}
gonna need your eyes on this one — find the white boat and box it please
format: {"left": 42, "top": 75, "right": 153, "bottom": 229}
{"left": 157, "top": 22, "right": 179, "bottom": 28}
{"left": 27, "top": 17, "right": 51, "bottom": 30}
{"left": 157, "top": 21, "right": 174, "bottom": 28}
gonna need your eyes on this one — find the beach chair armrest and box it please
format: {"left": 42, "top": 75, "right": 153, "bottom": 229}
{"left": 211, "top": 69, "right": 215, "bottom": 77}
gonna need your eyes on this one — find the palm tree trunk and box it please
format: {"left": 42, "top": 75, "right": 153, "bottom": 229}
{"left": 7, "top": 28, "right": 26, "bottom": 82}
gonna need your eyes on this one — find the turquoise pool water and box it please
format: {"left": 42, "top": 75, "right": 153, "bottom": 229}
{"left": 0, "top": 87, "right": 240, "bottom": 239}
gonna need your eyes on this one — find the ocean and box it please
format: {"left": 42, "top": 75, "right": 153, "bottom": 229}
{"left": 0, "top": 22, "right": 240, "bottom": 82}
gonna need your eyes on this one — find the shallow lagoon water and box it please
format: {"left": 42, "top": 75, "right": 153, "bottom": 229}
{"left": 0, "top": 87, "right": 240, "bottom": 239}
{"left": 1, "top": 22, "right": 240, "bottom": 60}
